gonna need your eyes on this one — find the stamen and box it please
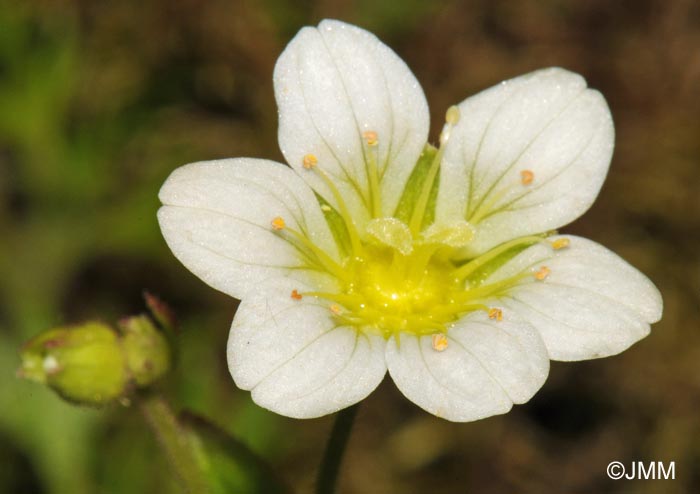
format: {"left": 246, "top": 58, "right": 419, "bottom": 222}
{"left": 330, "top": 304, "right": 342, "bottom": 315}
{"left": 439, "top": 105, "right": 461, "bottom": 145}
{"left": 303, "top": 154, "right": 318, "bottom": 169}
{"left": 534, "top": 266, "right": 550, "bottom": 281}
{"left": 302, "top": 291, "right": 365, "bottom": 308}
{"left": 409, "top": 106, "right": 460, "bottom": 235}
{"left": 271, "top": 216, "right": 286, "bottom": 230}
{"left": 320, "top": 204, "right": 332, "bottom": 212}
{"left": 551, "top": 237, "right": 570, "bottom": 250}
{"left": 362, "top": 130, "right": 378, "bottom": 147}
{"left": 280, "top": 226, "right": 350, "bottom": 282}
{"left": 488, "top": 307, "right": 503, "bottom": 321}
{"left": 362, "top": 130, "right": 382, "bottom": 218}
{"left": 452, "top": 273, "right": 530, "bottom": 303}
{"left": 468, "top": 169, "right": 535, "bottom": 224}
{"left": 428, "top": 303, "right": 489, "bottom": 318}
{"left": 431, "top": 334, "right": 448, "bottom": 352}
{"left": 290, "top": 289, "right": 303, "bottom": 301}
{"left": 445, "top": 105, "right": 460, "bottom": 125}
{"left": 304, "top": 160, "right": 364, "bottom": 256}
{"left": 410, "top": 318, "right": 449, "bottom": 332}
{"left": 453, "top": 235, "right": 544, "bottom": 281}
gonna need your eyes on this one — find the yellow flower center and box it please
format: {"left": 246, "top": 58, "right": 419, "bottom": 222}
{"left": 288, "top": 216, "right": 550, "bottom": 339}
{"left": 341, "top": 244, "right": 462, "bottom": 336}
{"left": 273, "top": 108, "right": 561, "bottom": 341}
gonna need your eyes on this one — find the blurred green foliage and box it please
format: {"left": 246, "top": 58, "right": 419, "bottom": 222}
{"left": 1, "top": 0, "right": 699, "bottom": 493}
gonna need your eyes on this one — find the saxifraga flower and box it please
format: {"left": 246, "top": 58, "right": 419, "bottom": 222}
{"left": 158, "top": 20, "right": 662, "bottom": 421}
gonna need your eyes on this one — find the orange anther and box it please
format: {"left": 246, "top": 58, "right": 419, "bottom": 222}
{"left": 330, "top": 304, "right": 342, "bottom": 315}
{"left": 431, "top": 334, "right": 448, "bottom": 352}
{"left": 520, "top": 170, "right": 534, "bottom": 185}
{"left": 271, "top": 217, "right": 286, "bottom": 230}
{"left": 488, "top": 307, "right": 503, "bottom": 321}
{"left": 551, "top": 238, "right": 570, "bottom": 250}
{"left": 290, "top": 289, "right": 303, "bottom": 301}
{"left": 303, "top": 154, "right": 318, "bottom": 169}
{"left": 534, "top": 266, "right": 550, "bottom": 281}
{"left": 362, "top": 130, "right": 378, "bottom": 146}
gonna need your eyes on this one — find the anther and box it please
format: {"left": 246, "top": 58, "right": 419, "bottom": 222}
{"left": 534, "top": 266, "right": 550, "bottom": 281}
{"left": 302, "top": 154, "right": 318, "bottom": 169}
{"left": 431, "top": 334, "right": 449, "bottom": 352}
{"left": 437, "top": 106, "right": 461, "bottom": 147}
{"left": 362, "top": 130, "right": 378, "bottom": 147}
{"left": 520, "top": 170, "right": 534, "bottom": 185}
{"left": 320, "top": 204, "right": 332, "bottom": 212}
{"left": 330, "top": 304, "right": 342, "bottom": 315}
{"left": 290, "top": 289, "right": 303, "bottom": 301}
{"left": 271, "top": 217, "right": 286, "bottom": 230}
{"left": 445, "top": 105, "right": 460, "bottom": 125}
{"left": 488, "top": 308, "right": 503, "bottom": 321}
{"left": 551, "top": 237, "right": 570, "bottom": 250}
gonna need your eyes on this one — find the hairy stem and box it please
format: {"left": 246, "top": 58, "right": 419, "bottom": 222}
{"left": 180, "top": 411, "right": 292, "bottom": 494}
{"left": 139, "top": 394, "right": 208, "bottom": 494}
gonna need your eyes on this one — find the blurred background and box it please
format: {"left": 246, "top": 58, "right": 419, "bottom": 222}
{"left": 1, "top": 0, "right": 699, "bottom": 493}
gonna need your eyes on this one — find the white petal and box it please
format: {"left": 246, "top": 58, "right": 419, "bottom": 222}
{"left": 488, "top": 235, "right": 662, "bottom": 360}
{"left": 436, "top": 68, "right": 614, "bottom": 255}
{"left": 275, "top": 19, "right": 429, "bottom": 222}
{"left": 158, "top": 158, "right": 339, "bottom": 299}
{"left": 386, "top": 312, "right": 549, "bottom": 422}
{"left": 228, "top": 278, "right": 386, "bottom": 418}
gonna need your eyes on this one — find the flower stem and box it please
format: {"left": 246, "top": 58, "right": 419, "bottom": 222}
{"left": 180, "top": 411, "right": 293, "bottom": 494}
{"left": 316, "top": 404, "right": 360, "bottom": 494}
{"left": 139, "top": 394, "right": 209, "bottom": 494}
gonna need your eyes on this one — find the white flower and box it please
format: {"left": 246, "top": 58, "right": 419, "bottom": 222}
{"left": 158, "top": 20, "right": 662, "bottom": 421}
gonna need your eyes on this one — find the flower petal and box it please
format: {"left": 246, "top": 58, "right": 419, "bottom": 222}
{"left": 436, "top": 67, "right": 614, "bottom": 255}
{"left": 386, "top": 312, "right": 549, "bottom": 422}
{"left": 274, "top": 19, "right": 429, "bottom": 222}
{"left": 488, "top": 235, "right": 662, "bottom": 360}
{"left": 228, "top": 278, "right": 387, "bottom": 419}
{"left": 158, "top": 158, "right": 339, "bottom": 300}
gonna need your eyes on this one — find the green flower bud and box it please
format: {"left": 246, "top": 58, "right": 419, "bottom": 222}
{"left": 119, "top": 315, "right": 171, "bottom": 387}
{"left": 19, "top": 303, "right": 174, "bottom": 407}
{"left": 18, "top": 322, "right": 128, "bottom": 406}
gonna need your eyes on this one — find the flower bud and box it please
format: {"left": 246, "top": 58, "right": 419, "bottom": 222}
{"left": 19, "top": 304, "right": 174, "bottom": 407}
{"left": 18, "top": 322, "right": 128, "bottom": 406}
{"left": 119, "top": 315, "right": 171, "bottom": 387}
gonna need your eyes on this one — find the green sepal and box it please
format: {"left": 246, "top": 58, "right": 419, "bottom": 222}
{"left": 315, "top": 192, "right": 351, "bottom": 258}
{"left": 119, "top": 315, "right": 171, "bottom": 387}
{"left": 18, "top": 322, "right": 128, "bottom": 406}
{"left": 393, "top": 144, "right": 440, "bottom": 229}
